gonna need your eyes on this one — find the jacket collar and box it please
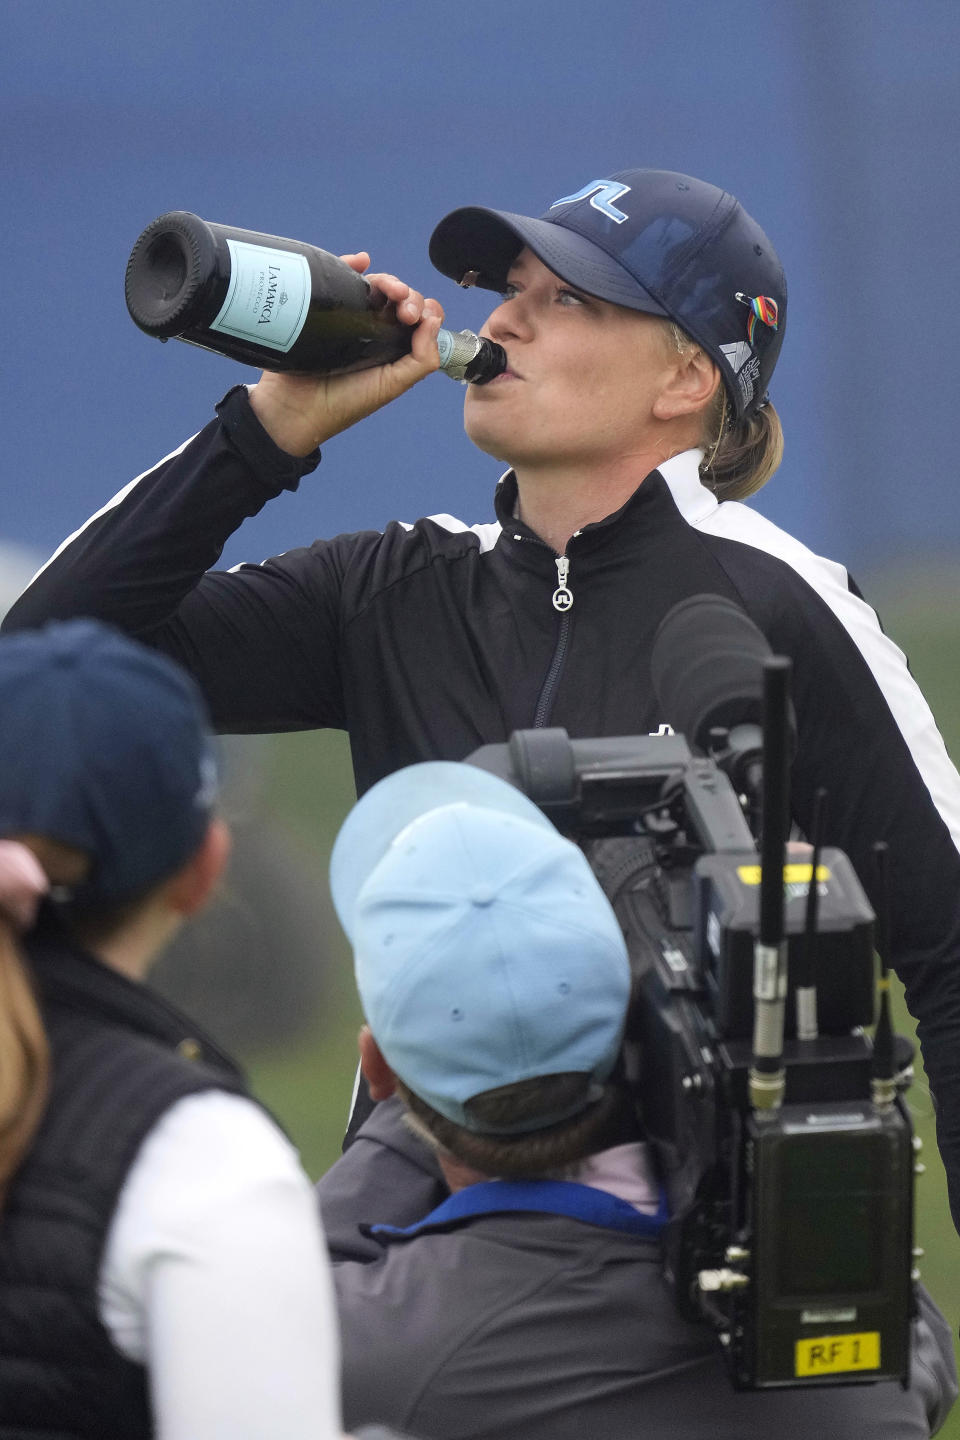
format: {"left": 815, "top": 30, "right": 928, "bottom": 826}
{"left": 367, "top": 1176, "right": 669, "bottom": 1245}
{"left": 656, "top": 449, "right": 719, "bottom": 524}
{"left": 493, "top": 449, "right": 717, "bottom": 553}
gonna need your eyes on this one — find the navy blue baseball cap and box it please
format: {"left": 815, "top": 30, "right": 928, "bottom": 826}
{"left": 429, "top": 168, "right": 786, "bottom": 418}
{"left": 0, "top": 620, "right": 218, "bottom": 903}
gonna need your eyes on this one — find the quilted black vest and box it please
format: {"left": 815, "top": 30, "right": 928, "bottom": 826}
{"left": 0, "top": 924, "right": 249, "bottom": 1438}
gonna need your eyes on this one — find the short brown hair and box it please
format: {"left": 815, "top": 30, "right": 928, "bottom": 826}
{"left": 396, "top": 1072, "right": 621, "bottom": 1179}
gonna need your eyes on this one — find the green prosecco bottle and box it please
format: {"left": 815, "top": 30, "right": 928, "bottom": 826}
{"left": 124, "top": 211, "right": 505, "bottom": 384}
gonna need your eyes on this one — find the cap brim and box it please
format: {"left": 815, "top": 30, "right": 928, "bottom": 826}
{"left": 429, "top": 206, "right": 668, "bottom": 316}
{"left": 330, "top": 761, "right": 554, "bottom": 941}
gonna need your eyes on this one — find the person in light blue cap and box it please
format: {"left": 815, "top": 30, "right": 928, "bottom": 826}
{"left": 318, "top": 760, "right": 957, "bottom": 1440}
{"left": 329, "top": 758, "right": 633, "bottom": 1160}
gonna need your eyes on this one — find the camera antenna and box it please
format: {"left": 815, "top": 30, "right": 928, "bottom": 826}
{"left": 748, "top": 657, "right": 792, "bottom": 1112}
{"left": 796, "top": 787, "right": 827, "bottom": 1042}
{"left": 871, "top": 840, "right": 897, "bottom": 1109}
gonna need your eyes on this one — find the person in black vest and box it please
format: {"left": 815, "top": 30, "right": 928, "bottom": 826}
{"left": 0, "top": 619, "right": 345, "bottom": 1440}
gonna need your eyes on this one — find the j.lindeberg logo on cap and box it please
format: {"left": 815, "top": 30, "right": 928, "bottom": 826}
{"left": 550, "top": 180, "right": 631, "bottom": 224}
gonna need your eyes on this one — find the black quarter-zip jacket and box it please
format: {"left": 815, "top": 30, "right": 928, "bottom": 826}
{"left": 7, "top": 383, "right": 960, "bottom": 1228}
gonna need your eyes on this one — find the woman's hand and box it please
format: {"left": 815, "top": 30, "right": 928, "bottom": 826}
{"left": 248, "top": 253, "right": 445, "bottom": 457}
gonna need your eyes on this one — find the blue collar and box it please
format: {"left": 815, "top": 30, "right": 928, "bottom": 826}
{"left": 368, "top": 1178, "right": 669, "bottom": 1243}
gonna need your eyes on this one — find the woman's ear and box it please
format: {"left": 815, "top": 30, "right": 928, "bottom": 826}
{"left": 653, "top": 346, "right": 721, "bottom": 422}
{"left": 358, "top": 1024, "right": 397, "bottom": 1101}
{"left": 164, "top": 818, "right": 232, "bottom": 918}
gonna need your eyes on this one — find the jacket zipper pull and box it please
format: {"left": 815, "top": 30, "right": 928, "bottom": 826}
{"left": 552, "top": 555, "right": 573, "bottom": 613}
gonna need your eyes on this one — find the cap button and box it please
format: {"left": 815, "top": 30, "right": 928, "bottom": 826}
{"left": 470, "top": 884, "right": 497, "bottom": 907}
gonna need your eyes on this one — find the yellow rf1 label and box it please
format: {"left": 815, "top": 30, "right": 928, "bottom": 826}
{"left": 737, "top": 863, "right": 831, "bottom": 886}
{"left": 795, "top": 1332, "right": 880, "bottom": 1377}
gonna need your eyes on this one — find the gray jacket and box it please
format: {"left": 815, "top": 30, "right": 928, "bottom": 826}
{"left": 317, "top": 1098, "right": 957, "bottom": 1440}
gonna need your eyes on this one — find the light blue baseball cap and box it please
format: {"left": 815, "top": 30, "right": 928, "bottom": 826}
{"left": 330, "top": 761, "right": 630, "bottom": 1134}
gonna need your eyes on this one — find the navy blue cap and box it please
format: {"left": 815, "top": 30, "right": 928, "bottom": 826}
{"left": 429, "top": 168, "right": 786, "bottom": 418}
{"left": 0, "top": 620, "right": 218, "bottom": 903}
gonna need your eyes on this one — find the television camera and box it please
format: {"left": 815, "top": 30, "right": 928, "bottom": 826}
{"left": 467, "top": 595, "right": 918, "bottom": 1392}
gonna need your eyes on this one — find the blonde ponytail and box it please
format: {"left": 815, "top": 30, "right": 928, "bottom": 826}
{"left": 661, "top": 319, "right": 785, "bottom": 502}
{"left": 0, "top": 919, "right": 50, "bottom": 1208}
{"left": 0, "top": 841, "right": 53, "bottom": 1209}
{"left": 699, "top": 399, "right": 784, "bottom": 502}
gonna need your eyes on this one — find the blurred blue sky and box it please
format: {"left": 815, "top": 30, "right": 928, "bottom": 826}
{"left": 3, "top": 0, "right": 959, "bottom": 577}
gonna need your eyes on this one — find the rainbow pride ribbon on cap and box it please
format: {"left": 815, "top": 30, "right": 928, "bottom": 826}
{"left": 735, "top": 293, "right": 779, "bottom": 346}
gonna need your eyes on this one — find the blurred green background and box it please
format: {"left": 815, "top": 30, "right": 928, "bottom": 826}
{"left": 220, "top": 569, "right": 959, "bottom": 1431}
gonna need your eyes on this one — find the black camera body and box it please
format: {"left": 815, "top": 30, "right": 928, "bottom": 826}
{"left": 468, "top": 726, "right": 915, "bottom": 1391}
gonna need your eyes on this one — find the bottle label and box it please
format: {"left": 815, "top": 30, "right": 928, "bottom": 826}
{"left": 210, "top": 239, "right": 311, "bottom": 353}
